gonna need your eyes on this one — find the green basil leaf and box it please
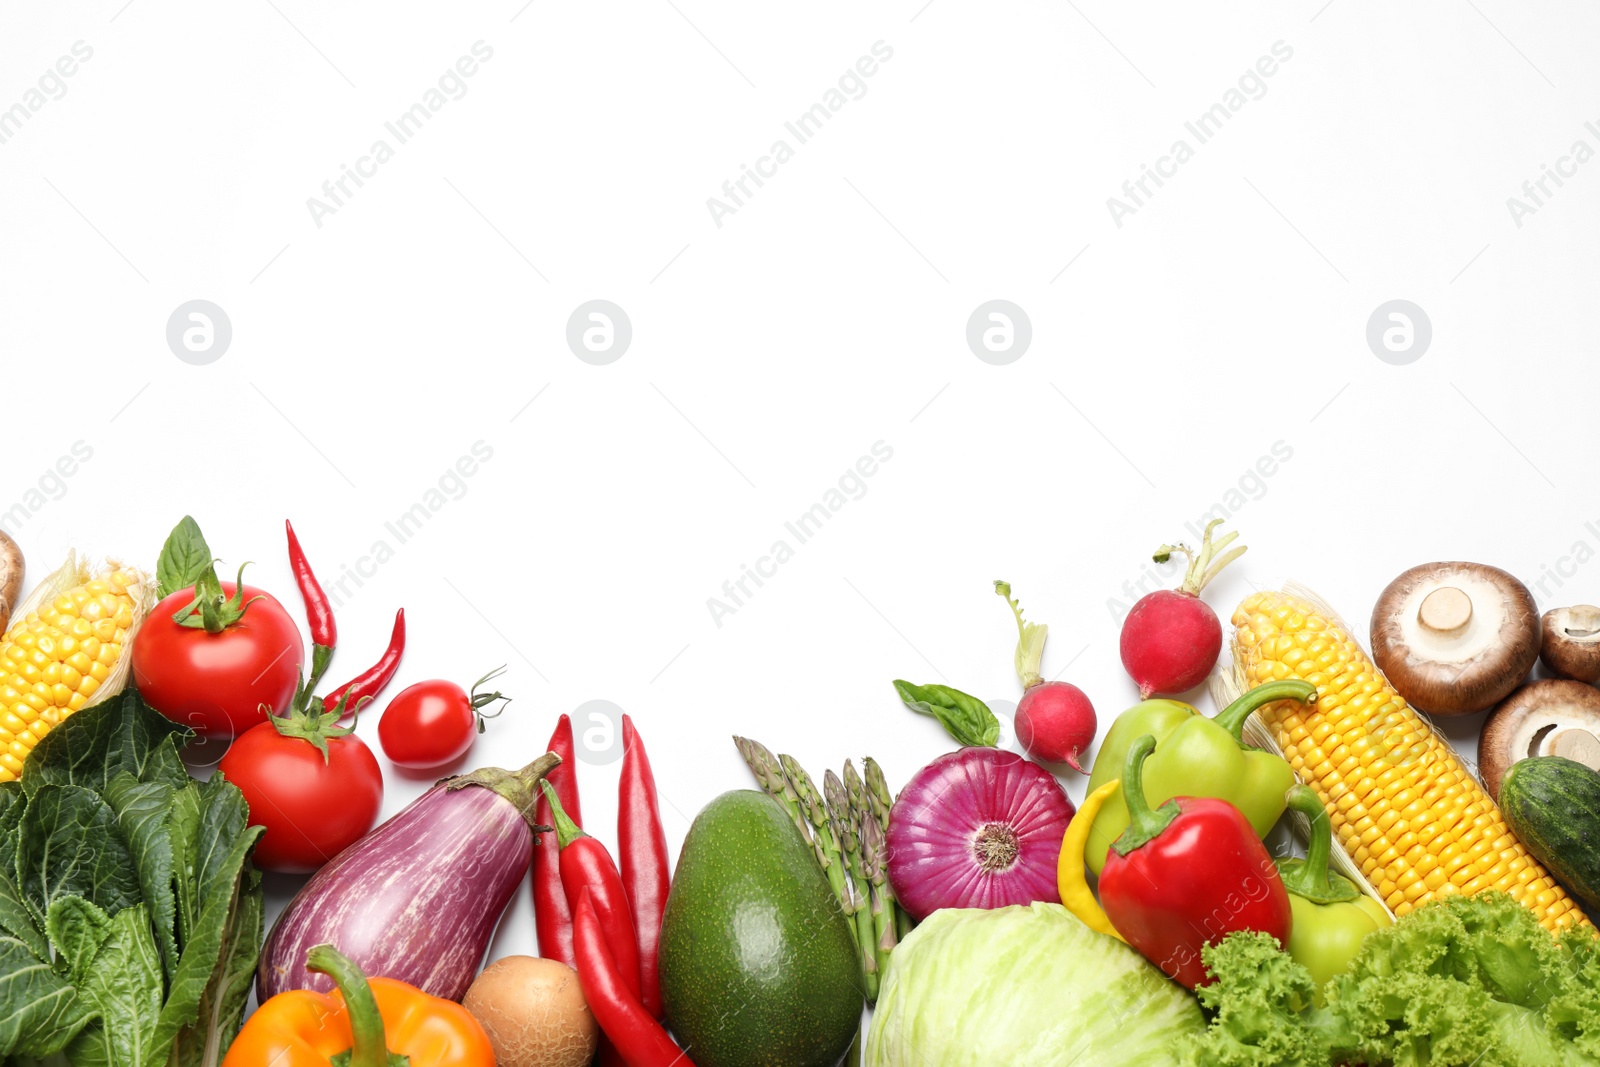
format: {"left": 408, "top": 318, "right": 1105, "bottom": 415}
{"left": 892, "top": 680, "right": 1000, "bottom": 748}
{"left": 23, "top": 690, "right": 190, "bottom": 797}
{"left": 155, "top": 516, "right": 213, "bottom": 600}
{"left": 17, "top": 785, "right": 141, "bottom": 927}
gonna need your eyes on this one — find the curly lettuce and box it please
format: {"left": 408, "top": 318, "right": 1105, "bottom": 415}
{"left": 1186, "top": 893, "right": 1600, "bottom": 1067}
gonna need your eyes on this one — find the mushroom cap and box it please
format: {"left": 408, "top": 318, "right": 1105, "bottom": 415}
{"left": 1479, "top": 678, "right": 1600, "bottom": 798}
{"left": 1370, "top": 561, "right": 1540, "bottom": 717}
{"left": 1540, "top": 605, "right": 1600, "bottom": 683}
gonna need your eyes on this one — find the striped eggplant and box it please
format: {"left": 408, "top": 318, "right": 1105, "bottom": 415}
{"left": 258, "top": 752, "right": 559, "bottom": 1001}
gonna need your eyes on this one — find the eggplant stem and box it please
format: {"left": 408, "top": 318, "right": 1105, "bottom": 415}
{"left": 448, "top": 751, "right": 562, "bottom": 831}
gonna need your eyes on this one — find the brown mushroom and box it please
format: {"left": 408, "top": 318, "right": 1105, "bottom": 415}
{"left": 1479, "top": 678, "right": 1600, "bottom": 797}
{"left": 1370, "top": 561, "right": 1540, "bottom": 717}
{"left": 1540, "top": 605, "right": 1600, "bottom": 683}
{"left": 0, "top": 530, "right": 20, "bottom": 634}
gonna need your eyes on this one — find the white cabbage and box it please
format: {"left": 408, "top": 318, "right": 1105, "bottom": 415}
{"left": 867, "top": 902, "right": 1204, "bottom": 1067}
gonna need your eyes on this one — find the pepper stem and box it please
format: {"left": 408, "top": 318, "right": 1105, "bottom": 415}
{"left": 1153, "top": 519, "right": 1247, "bottom": 596}
{"left": 1213, "top": 680, "right": 1317, "bottom": 743}
{"left": 1110, "top": 735, "right": 1179, "bottom": 856}
{"left": 305, "top": 944, "right": 390, "bottom": 1067}
{"left": 1276, "top": 784, "right": 1360, "bottom": 904}
{"left": 994, "top": 580, "right": 1048, "bottom": 690}
{"left": 538, "top": 778, "right": 587, "bottom": 848}
{"left": 308, "top": 643, "right": 335, "bottom": 694}
{"left": 447, "top": 752, "right": 562, "bottom": 834}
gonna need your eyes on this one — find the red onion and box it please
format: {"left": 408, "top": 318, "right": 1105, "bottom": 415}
{"left": 886, "top": 748, "right": 1074, "bottom": 920}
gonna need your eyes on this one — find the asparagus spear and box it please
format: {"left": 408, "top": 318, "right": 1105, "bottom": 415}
{"left": 827, "top": 767, "right": 879, "bottom": 1003}
{"left": 859, "top": 812, "right": 899, "bottom": 982}
{"left": 781, "top": 753, "right": 851, "bottom": 916}
{"left": 862, "top": 757, "right": 893, "bottom": 832}
{"left": 733, "top": 735, "right": 814, "bottom": 849}
{"left": 863, "top": 757, "right": 915, "bottom": 940}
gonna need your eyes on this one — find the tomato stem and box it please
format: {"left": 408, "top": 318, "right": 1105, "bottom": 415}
{"left": 268, "top": 689, "right": 358, "bottom": 764}
{"left": 172, "top": 561, "right": 264, "bottom": 633}
{"left": 468, "top": 666, "right": 511, "bottom": 732}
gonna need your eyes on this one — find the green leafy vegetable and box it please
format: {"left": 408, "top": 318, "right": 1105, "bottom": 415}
{"left": 1186, "top": 893, "right": 1600, "bottom": 1067}
{"left": 891, "top": 680, "right": 999, "bottom": 747}
{"left": 155, "top": 516, "right": 215, "bottom": 600}
{"left": 867, "top": 902, "right": 1205, "bottom": 1066}
{"left": 17, "top": 785, "right": 144, "bottom": 923}
{"left": 0, "top": 887, "right": 94, "bottom": 1058}
{"left": 0, "top": 689, "right": 264, "bottom": 1066}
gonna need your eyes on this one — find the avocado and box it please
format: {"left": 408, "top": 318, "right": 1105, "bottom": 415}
{"left": 660, "top": 790, "right": 862, "bottom": 1067}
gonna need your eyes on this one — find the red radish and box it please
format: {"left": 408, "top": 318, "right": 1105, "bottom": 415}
{"left": 1119, "top": 519, "right": 1246, "bottom": 697}
{"left": 995, "top": 581, "right": 1096, "bottom": 770}
{"left": 1015, "top": 684, "right": 1096, "bottom": 770}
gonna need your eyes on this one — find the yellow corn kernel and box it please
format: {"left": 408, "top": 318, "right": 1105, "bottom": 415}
{"left": 1232, "top": 589, "right": 1590, "bottom": 934}
{"left": 0, "top": 564, "right": 141, "bottom": 784}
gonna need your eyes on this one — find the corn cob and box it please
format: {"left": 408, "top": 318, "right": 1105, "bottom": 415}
{"left": 0, "top": 554, "right": 146, "bottom": 781}
{"left": 1228, "top": 586, "right": 1588, "bottom": 933}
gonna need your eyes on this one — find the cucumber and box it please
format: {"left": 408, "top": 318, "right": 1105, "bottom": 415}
{"left": 1499, "top": 755, "right": 1600, "bottom": 911}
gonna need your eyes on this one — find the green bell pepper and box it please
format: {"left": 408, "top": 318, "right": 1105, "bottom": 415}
{"left": 1278, "top": 783, "right": 1391, "bottom": 994}
{"left": 1084, "top": 679, "right": 1314, "bottom": 875}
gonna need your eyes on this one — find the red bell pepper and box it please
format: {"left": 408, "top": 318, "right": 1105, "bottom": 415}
{"left": 1099, "top": 733, "right": 1292, "bottom": 990}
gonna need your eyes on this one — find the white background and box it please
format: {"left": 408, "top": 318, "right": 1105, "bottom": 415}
{"left": 3, "top": 0, "right": 1597, "bottom": 1020}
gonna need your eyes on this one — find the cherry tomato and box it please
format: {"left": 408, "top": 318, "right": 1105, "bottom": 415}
{"left": 219, "top": 719, "right": 383, "bottom": 873}
{"left": 132, "top": 582, "right": 303, "bottom": 743}
{"left": 379, "top": 669, "right": 509, "bottom": 769}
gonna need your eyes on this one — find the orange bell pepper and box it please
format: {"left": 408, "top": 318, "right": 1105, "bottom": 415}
{"left": 224, "top": 944, "right": 494, "bottom": 1067}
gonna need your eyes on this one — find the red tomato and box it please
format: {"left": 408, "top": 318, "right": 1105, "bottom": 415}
{"left": 219, "top": 721, "right": 383, "bottom": 873}
{"left": 379, "top": 676, "right": 503, "bottom": 769}
{"left": 132, "top": 583, "right": 303, "bottom": 743}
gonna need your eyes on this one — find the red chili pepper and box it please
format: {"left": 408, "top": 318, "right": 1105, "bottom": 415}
{"left": 534, "top": 715, "right": 580, "bottom": 966}
{"left": 540, "top": 781, "right": 642, "bottom": 1002}
{"left": 573, "top": 889, "right": 696, "bottom": 1067}
{"left": 618, "top": 714, "right": 670, "bottom": 1019}
{"left": 323, "top": 608, "right": 405, "bottom": 718}
{"left": 284, "top": 519, "right": 336, "bottom": 659}
{"left": 1099, "top": 734, "right": 1293, "bottom": 990}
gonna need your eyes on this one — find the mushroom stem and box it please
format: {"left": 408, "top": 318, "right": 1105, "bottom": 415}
{"left": 1563, "top": 605, "right": 1600, "bottom": 638}
{"left": 1552, "top": 728, "right": 1600, "bottom": 771}
{"left": 1418, "top": 586, "right": 1473, "bottom": 633}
